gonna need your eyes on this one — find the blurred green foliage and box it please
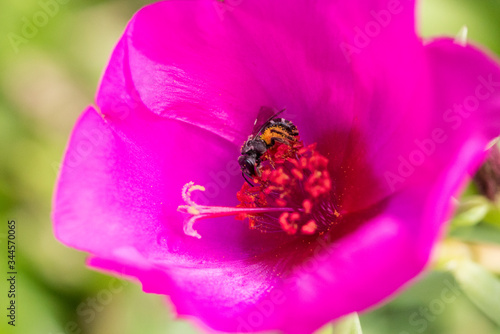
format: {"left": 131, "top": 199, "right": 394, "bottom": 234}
{"left": 0, "top": 0, "right": 499, "bottom": 333}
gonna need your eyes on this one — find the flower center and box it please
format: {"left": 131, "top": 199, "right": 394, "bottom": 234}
{"left": 177, "top": 137, "right": 340, "bottom": 239}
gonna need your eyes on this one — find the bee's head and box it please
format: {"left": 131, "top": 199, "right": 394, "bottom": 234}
{"left": 238, "top": 155, "right": 257, "bottom": 177}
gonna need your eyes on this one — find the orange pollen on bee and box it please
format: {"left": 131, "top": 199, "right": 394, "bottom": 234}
{"left": 260, "top": 125, "right": 296, "bottom": 146}
{"left": 177, "top": 138, "right": 340, "bottom": 238}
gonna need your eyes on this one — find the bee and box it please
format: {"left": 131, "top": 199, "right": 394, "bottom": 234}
{"left": 238, "top": 107, "right": 299, "bottom": 184}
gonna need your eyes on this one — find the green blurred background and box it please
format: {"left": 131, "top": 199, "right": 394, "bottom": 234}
{"left": 1, "top": 0, "right": 500, "bottom": 333}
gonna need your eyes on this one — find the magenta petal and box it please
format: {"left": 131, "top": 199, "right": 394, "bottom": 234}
{"left": 81, "top": 187, "right": 455, "bottom": 334}
{"left": 385, "top": 39, "right": 500, "bottom": 196}
{"left": 52, "top": 106, "right": 297, "bottom": 331}
{"left": 87, "top": 253, "right": 285, "bottom": 333}
{"left": 53, "top": 106, "right": 292, "bottom": 262}
{"left": 97, "top": 1, "right": 361, "bottom": 143}
{"left": 95, "top": 0, "right": 423, "bottom": 214}
{"left": 53, "top": 0, "right": 500, "bottom": 333}
{"left": 281, "top": 41, "right": 500, "bottom": 334}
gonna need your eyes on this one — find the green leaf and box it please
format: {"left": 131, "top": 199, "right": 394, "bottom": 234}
{"left": 450, "top": 259, "right": 500, "bottom": 326}
{"left": 451, "top": 195, "right": 490, "bottom": 228}
{"left": 330, "top": 313, "right": 363, "bottom": 334}
{"left": 315, "top": 323, "right": 335, "bottom": 334}
{"left": 450, "top": 223, "right": 500, "bottom": 245}
{"left": 484, "top": 204, "right": 500, "bottom": 227}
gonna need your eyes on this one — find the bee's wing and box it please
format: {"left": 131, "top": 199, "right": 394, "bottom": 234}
{"left": 251, "top": 106, "right": 285, "bottom": 137}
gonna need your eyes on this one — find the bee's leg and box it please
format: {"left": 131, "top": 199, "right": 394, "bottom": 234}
{"left": 256, "top": 165, "right": 262, "bottom": 177}
{"left": 268, "top": 159, "right": 276, "bottom": 170}
{"left": 242, "top": 172, "right": 255, "bottom": 186}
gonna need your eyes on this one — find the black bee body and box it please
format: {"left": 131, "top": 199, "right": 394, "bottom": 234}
{"left": 238, "top": 108, "right": 298, "bottom": 183}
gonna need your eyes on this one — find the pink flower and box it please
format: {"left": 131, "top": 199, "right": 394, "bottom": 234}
{"left": 52, "top": 0, "right": 500, "bottom": 333}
